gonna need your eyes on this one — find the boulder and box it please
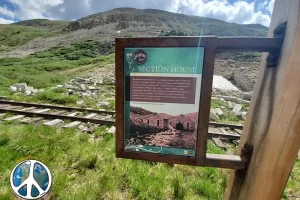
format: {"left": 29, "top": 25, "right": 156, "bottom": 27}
{"left": 76, "top": 100, "right": 85, "bottom": 105}
{"left": 231, "top": 104, "right": 242, "bottom": 116}
{"left": 87, "top": 86, "right": 96, "bottom": 90}
{"left": 97, "top": 101, "right": 110, "bottom": 108}
{"left": 66, "top": 85, "right": 80, "bottom": 91}
{"left": 27, "top": 86, "right": 35, "bottom": 93}
{"left": 219, "top": 98, "right": 226, "bottom": 103}
{"left": 242, "top": 92, "right": 252, "bottom": 101}
{"left": 24, "top": 91, "right": 32, "bottom": 96}
{"left": 227, "top": 101, "right": 234, "bottom": 109}
{"left": 14, "top": 83, "right": 28, "bottom": 92}
{"left": 210, "top": 109, "right": 219, "bottom": 121}
{"left": 68, "top": 90, "right": 75, "bottom": 95}
{"left": 107, "top": 126, "right": 116, "bottom": 134}
{"left": 79, "top": 84, "right": 86, "bottom": 91}
{"left": 8, "top": 86, "right": 17, "bottom": 92}
{"left": 215, "top": 108, "right": 225, "bottom": 117}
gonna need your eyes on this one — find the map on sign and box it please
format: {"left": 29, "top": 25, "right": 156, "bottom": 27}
{"left": 124, "top": 47, "right": 204, "bottom": 156}
{"left": 10, "top": 160, "right": 52, "bottom": 200}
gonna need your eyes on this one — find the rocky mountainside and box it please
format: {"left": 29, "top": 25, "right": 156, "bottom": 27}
{"left": 64, "top": 8, "right": 267, "bottom": 37}
{"left": 0, "top": 8, "right": 267, "bottom": 92}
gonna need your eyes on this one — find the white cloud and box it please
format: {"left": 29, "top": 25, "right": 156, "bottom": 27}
{"left": 3, "top": 0, "right": 272, "bottom": 26}
{"left": 258, "top": 0, "right": 268, "bottom": 11}
{"left": 177, "top": 0, "right": 271, "bottom": 26}
{"left": 0, "top": 17, "right": 14, "bottom": 24}
{"left": 0, "top": 6, "right": 15, "bottom": 18}
{"left": 8, "top": 0, "right": 63, "bottom": 20}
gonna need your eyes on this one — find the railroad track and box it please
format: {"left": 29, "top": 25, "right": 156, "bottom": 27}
{"left": 0, "top": 99, "right": 243, "bottom": 145}
{"left": 0, "top": 100, "right": 115, "bottom": 131}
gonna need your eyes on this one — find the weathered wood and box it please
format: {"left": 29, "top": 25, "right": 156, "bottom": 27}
{"left": 84, "top": 113, "right": 97, "bottom": 118}
{"left": 208, "top": 131, "right": 240, "bottom": 140}
{"left": 34, "top": 109, "right": 51, "bottom": 113}
{"left": 43, "top": 119, "right": 63, "bottom": 126}
{"left": 225, "top": 1, "right": 300, "bottom": 199}
{"left": 3, "top": 115, "right": 25, "bottom": 121}
{"left": 212, "top": 137, "right": 227, "bottom": 150}
{"left": 67, "top": 112, "right": 78, "bottom": 117}
{"left": 19, "top": 107, "right": 36, "bottom": 111}
{"left": 216, "top": 37, "right": 281, "bottom": 52}
{"left": 63, "top": 121, "right": 82, "bottom": 128}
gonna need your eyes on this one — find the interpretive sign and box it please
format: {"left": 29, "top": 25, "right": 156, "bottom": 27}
{"left": 125, "top": 47, "right": 203, "bottom": 156}
{"left": 116, "top": 37, "right": 217, "bottom": 165}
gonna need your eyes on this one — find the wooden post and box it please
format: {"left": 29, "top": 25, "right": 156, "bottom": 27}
{"left": 225, "top": 0, "right": 300, "bottom": 199}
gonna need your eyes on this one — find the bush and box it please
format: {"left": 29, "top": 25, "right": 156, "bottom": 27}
{"left": 36, "top": 90, "right": 80, "bottom": 105}
{"left": 65, "top": 52, "right": 80, "bottom": 60}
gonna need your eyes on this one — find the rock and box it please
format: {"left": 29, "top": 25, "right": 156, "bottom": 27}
{"left": 66, "top": 85, "right": 80, "bottom": 91}
{"left": 238, "top": 99, "right": 251, "bottom": 104}
{"left": 79, "top": 84, "right": 86, "bottom": 91}
{"left": 32, "top": 89, "right": 38, "bottom": 94}
{"left": 87, "top": 86, "right": 96, "bottom": 90}
{"left": 81, "top": 93, "right": 90, "bottom": 97}
{"left": 38, "top": 89, "right": 45, "bottom": 93}
{"left": 242, "top": 92, "right": 252, "bottom": 101}
{"left": 210, "top": 109, "right": 219, "bottom": 121}
{"left": 24, "top": 91, "right": 31, "bottom": 96}
{"left": 227, "top": 101, "right": 234, "bottom": 109}
{"left": 107, "top": 126, "right": 116, "bottom": 134}
{"left": 76, "top": 100, "right": 85, "bottom": 105}
{"left": 216, "top": 95, "right": 238, "bottom": 102}
{"left": 231, "top": 104, "right": 242, "bottom": 116}
{"left": 8, "top": 86, "right": 17, "bottom": 92}
{"left": 27, "top": 86, "right": 35, "bottom": 93}
{"left": 97, "top": 101, "right": 110, "bottom": 108}
{"left": 219, "top": 98, "right": 226, "bottom": 103}
{"left": 56, "top": 85, "right": 64, "bottom": 88}
{"left": 215, "top": 108, "right": 225, "bottom": 117}
{"left": 14, "top": 83, "right": 28, "bottom": 92}
{"left": 242, "top": 112, "right": 247, "bottom": 116}
{"left": 78, "top": 124, "right": 88, "bottom": 132}
{"left": 68, "top": 90, "right": 75, "bottom": 95}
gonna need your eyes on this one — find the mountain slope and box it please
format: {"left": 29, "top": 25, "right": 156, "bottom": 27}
{"left": 0, "top": 8, "right": 268, "bottom": 58}
{"left": 64, "top": 8, "right": 268, "bottom": 37}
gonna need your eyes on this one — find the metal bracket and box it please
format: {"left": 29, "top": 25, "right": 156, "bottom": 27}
{"left": 267, "top": 22, "right": 287, "bottom": 67}
{"left": 235, "top": 143, "right": 253, "bottom": 181}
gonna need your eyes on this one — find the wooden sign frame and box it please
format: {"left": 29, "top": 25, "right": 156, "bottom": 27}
{"left": 115, "top": 36, "right": 282, "bottom": 169}
{"left": 116, "top": 36, "right": 217, "bottom": 166}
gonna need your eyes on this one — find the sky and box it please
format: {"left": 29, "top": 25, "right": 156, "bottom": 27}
{"left": 0, "top": 0, "right": 274, "bottom": 26}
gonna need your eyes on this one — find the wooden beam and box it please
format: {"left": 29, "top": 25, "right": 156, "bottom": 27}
{"left": 225, "top": 0, "right": 300, "bottom": 199}
{"left": 216, "top": 37, "right": 281, "bottom": 52}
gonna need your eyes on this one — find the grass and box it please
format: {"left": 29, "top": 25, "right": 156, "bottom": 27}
{"left": 0, "top": 21, "right": 69, "bottom": 52}
{"left": 0, "top": 45, "right": 114, "bottom": 103}
{"left": 0, "top": 122, "right": 229, "bottom": 200}
{"left": 283, "top": 160, "right": 300, "bottom": 199}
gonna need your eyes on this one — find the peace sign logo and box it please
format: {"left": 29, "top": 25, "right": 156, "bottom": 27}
{"left": 10, "top": 160, "right": 52, "bottom": 200}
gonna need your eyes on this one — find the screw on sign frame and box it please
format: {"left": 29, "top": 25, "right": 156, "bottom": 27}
{"left": 115, "top": 36, "right": 283, "bottom": 170}
{"left": 10, "top": 160, "right": 52, "bottom": 200}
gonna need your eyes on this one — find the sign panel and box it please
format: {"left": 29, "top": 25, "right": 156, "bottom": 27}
{"left": 116, "top": 37, "right": 217, "bottom": 165}
{"left": 124, "top": 47, "right": 204, "bottom": 156}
